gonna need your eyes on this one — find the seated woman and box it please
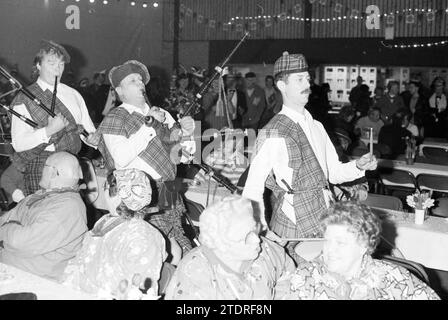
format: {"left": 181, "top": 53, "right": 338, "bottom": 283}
{"left": 62, "top": 169, "right": 170, "bottom": 299}
{"left": 284, "top": 202, "right": 439, "bottom": 300}
{"left": 165, "top": 196, "right": 295, "bottom": 300}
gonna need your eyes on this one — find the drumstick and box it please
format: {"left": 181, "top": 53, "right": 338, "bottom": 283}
{"left": 369, "top": 127, "right": 373, "bottom": 158}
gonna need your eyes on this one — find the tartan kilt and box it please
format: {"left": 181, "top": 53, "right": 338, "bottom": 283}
{"left": 146, "top": 199, "right": 193, "bottom": 254}
{"left": 269, "top": 187, "right": 326, "bottom": 239}
{"left": 23, "top": 151, "right": 52, "bottom": 196}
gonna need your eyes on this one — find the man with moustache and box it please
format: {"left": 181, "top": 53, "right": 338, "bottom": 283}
{"left": 242, "top": 52, "right": 378, "bottom": 262}
{"left": 10, "top": 40, "right": 98, "bottom": 196}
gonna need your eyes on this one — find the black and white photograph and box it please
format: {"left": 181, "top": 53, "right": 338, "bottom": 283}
{"left": 0, "top": 0, "right": 447, "bottom": 304}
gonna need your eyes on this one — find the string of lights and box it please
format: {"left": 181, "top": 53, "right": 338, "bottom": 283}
{"left": 381, "top": 40, "right": 448, "bottom": 49}
{"left": 58, "top": 0, "right": 159, "bottom": 8}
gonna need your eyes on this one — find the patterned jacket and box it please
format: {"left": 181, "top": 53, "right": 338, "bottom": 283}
{"left": 96, "top": 106, "right": 176, "bottom": 181}
{"left": 263, "top": 114, "right": 328, "bottom": 238}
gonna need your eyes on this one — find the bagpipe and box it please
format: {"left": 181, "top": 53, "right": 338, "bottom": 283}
{"left": 175, "top": 31, "right": 250, "bottom": 118}
{"left": 0, "top": 66, "right": 89, "bottom": 138}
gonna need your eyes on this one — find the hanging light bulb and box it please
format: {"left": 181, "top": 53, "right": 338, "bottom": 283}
{"left": 103, "top": 0, "right": 108, "bottom": 4}
{"left": 130, "top": 1, "right": 136, "bottom": 6}
{"left": 142, "top": 2, "right": 148, "bottom": 8}
{"left": 153, "top": 2, "right": 159, "bottom": 7}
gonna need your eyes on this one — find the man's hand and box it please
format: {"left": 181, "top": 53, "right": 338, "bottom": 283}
{"left": 178, "top": 116, "right": 195, "bottom": 136}
{"left": 45, "top": 113, "right": 68, "bottom": 137}
{"left": 356, "top": 153, "right": 378, "bottom": 171}
{"left": 148, "top": 106, "right": 166, "bottom": 123}
{"left": 86, "top": 131, "right": 101, "bottom": 147}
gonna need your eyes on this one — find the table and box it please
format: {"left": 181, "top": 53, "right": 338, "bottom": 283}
{"left": 295, "top": 208, "right": 448, "bottom": 272}
{"left": 0, "top": 263, "right": 96, "bottom": 300}
{"left": 419, "top": 137, "right": 448, "bottom": 156}
{"left": 183, "top": 179, "right": 234, "bottom": 208}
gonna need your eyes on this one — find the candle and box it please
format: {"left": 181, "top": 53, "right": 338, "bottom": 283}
{"left": 369, "top": 127, "right": 373, "bottom": 157}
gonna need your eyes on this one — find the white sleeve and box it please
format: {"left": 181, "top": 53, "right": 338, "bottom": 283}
{"left": 242, "top": 138, "right": 280, "bottom": 202}
{"left": 11, "top": 103, "right": 50, "bottom": 152}
{"left": 103, "top": 125, "right": 157, "bottom": 168}
{"left": 75, "top": 91, "right": 96, "bottom": 134}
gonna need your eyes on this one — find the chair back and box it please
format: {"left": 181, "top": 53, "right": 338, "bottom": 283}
{"left": 361, "top": 193, "right": 403, "bottom": 211}
{"left": 380, "top": 255, "right": 430, "bottom": 285}
{"left": 79, "top": 157, "right": 99, "bottom": 204}
{"left": 431, "top": 197, "right": 448, "bottom": 218}
{"left": 417, "top": 174, "right": 448, "bottom": 193}
{"left": 379, "top": 169, "right": 418, "bottom": 189}
{"left": 422, "top": 147, "right": 448, "bottom": 165}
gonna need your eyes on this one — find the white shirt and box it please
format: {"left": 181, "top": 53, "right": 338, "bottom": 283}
{"left": 103, "top": 103, "right": 195, "bottom": 180}
{"left": 242, "top": 106, "right": 365, "bottom": 225}
{"left": 11, "top": 78, "right": 96, "bottom": 152}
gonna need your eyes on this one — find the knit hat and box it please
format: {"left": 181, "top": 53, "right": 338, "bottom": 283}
{"left": 273, "top": 51, "right": 308, "bottom": 78}
{"left": 40, "top": 40, "right": 71, "bottom": 63}
{"left": 113, "top": 169, "right": 153, "bottom": 211}
{"left": 108, "top": 60, "right": 150, "bottom": 89}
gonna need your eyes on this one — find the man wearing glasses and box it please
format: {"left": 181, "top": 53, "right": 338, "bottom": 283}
{"left": 0, "top": 152, "right": 87, "bottom": 281}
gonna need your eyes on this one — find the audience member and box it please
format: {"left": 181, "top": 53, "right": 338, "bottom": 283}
{"left": 406, "top": 81, "right": 430, "bottom": 136}
{"left": 378, "top": 109, "right": 412, "bottom": 159}
{"left": 283, "top": 202, "right": 439, "bottom": 300}
{"left": 376, "top": 81, "right": 406, "bottom": 123}
{"left": 165, "top": 196, "right": 295, "bottom": 300}
{"left": 259, "top": 75, "right": 282, "bottom": 129}
{"left": 349, "top": 76, "right": 364, "bottom": 106}
{"left": 62, "top": 169, "right": 170, "bottom": 299}
{"left": 203, "top": 78, "right": 231, "bottom": 130}
{"left": 353, "top": 84, "right": 373, "bottom": 117}
{"left": 372, "top": 86, "right": 384, "bottom": 106}
{"left": 241, "top": 72, "right": 266, "bottom": 130}
{"left": 0, "top": 152, "right": 87, "bottom": 281}
{"left": 224, "top": 73, "right": 247, "bottom": 129}
{"left": 427, "top": 77, "right": 448, "bottom": 138}
{"left": 332, "top": 106, "right": 357, "bottom": 143}
{"left": 355, "top": 107, "right": 384, "bottom": 140}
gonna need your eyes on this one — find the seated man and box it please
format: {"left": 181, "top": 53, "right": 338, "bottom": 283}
{"left": 0, "top": 152, "right": 87, "bottom": 281}
{"left": 354, "top": 107, "right": 384, "bottom": 141}
{"left": 165, "top": 196, "right": 295, "bottom": 300}
{"left": 283, "top": 202, "right": 439, "bottom": 300}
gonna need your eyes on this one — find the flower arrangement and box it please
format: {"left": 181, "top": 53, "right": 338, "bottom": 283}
{"left": 406, "top": 190, "right": 435, "bottom": 210}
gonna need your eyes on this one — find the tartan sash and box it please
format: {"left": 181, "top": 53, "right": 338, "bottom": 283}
{"left": 96, "top": 106, "right": 176, "bottom": 181}
{"left": 263, "top": 114, "right": 328, "bottom": 238}
{"left": 10, "top": 83, "right": 82, "bottom": 171}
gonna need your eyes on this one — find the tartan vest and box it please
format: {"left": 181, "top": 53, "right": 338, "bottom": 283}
{"left": 263, "top": 114, "right": 328, "bottom": 238}
{"left": 10, "top": 82, "right": 82, "bottom": 171}
{"left": 97, "top": 106, "right": 176, "bottom": 181}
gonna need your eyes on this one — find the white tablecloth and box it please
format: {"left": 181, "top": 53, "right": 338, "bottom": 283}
{"left": 295, "top": 208, "right": 448, "bottom": 272}
{"left": 0, "top": 263, "right": 96, "bottom": 300}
